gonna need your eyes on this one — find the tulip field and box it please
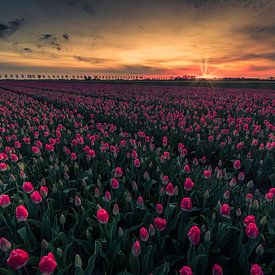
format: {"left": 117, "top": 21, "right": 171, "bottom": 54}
{"left": 0, "top": 81, "right": 274, "bottom": 275}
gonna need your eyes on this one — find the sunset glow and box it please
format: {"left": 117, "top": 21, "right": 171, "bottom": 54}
{"left": 0, "top": 0, "right": 275, "bottom": 77}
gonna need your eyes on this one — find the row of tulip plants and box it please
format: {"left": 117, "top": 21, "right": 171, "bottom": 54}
{"left": 0, "top": 82, "right": 274, "bottom": 274}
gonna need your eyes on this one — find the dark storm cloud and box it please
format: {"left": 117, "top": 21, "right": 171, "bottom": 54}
{"left": 0, "top": 18, "right": 25, "bottom": 39}
{"left": 74, "top": 55, "right": 110, "bottom": 64}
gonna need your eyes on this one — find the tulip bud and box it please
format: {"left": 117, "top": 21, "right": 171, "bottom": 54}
{"left": 204, "top": 190, "right": 209, "bottom": 199}
{"left": 75, "top": 254, "right": 82, "bottom": 267}
{"left": 223, "top": 190, "right": 230, "bottom": 199}
{"left": 41, "top": 239, "right": 48, "bottom": 250}
{"left": 0, "top": 237, "right": 12, "bottom": 253}
{"left": 136, "top": 196, "right": 144, "bottom": 209}
{"left": 236, "top": 208, "right": 242, "bottom": 216}
{"left": 74, "top": 195, "right": 81, "bottom": 207}
{"left": 229, "top": 178, "right": 237, "bottom": 187}
{"left": 60, "top": 214, "right": 66, "bottom": 225}
{"left": 9, "top": 174, "right": 16, "bottom": 182}
{"left": 112, "top": 203, "right": 120, "bottom": 216}
{"left": 132, "top": 181, "right": 138, "bottom": 192}
{"left": 82, "top": 179, "right": 87, "bottom": 188}
{"left": 159, "top": 187, "right": 165, "bottom": 196}
{"left": 125, "top": 192, "right": 132, "bottom": 203}
{"left": 212, "top": 212, "right": 216, "bottom": 221}
{"left": 57, "top": 248, "right": 63, "bottom": 257}
{"left": 204, "top": 231, "right": 211, "bottom": 242}
{"left": 174, "top": 186, "right": 179, "bottom": 196}
{"left": 252, "top": 200, "right": 259, "bottom": 211}
{"left": 256, "top": 244, "right": 264, "bottom": 256}
{"left": 247, "top": 180, "right": 254, "bottom": 189}
{"left": 64, "top": 172, "right": 69, "bottom": 181}
{"left": 118, "top": 227, "right": 124, "bottom": 237}
{"left": 132, "top": 240, "right": 141, "bottom": 257}
{"left": 97, "top": 179, "right": 101, "bottom": 188}
{"left": 94, "top": 187, "right": 101, "bottom": 198}
{"left": 86, "top": 230, "right": 91, "bottom": 239}
{"left": 260, "top": 216, "right": 267, "bottom": 226}
{"left": 149, "top": 224, "right": 155, "bottom": 236}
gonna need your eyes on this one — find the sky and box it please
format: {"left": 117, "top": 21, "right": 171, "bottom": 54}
{"left": 0, "top": 0, "right": 275, "bottom": 78}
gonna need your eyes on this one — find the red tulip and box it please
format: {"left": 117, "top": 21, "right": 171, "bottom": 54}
{"left": 165, "top": 182, "right": 174, "bottom": 196}
{"left": 180, "top": 197, "right": 192, "bottom": 211}
{"left": 203, "top": 169, "right": 212, "bottom": 179}
{"left": 265, "top": 192, "right": 273, "bottom": 201}
{"left": 7, "top": 249, "right": 29, "bottom": 270}
{"left": 132, "top": 240, "right": 141, "bottom": 257}
{"left": 39, "top": 252, "right": 57, "bottom": 274}
{"left": 243, "top": 215, "right": 255, "bottom": 226}
{"left": 220, "top": 204, "right": 230, "bottom": 217}
{"left": 184, "top": 178, "right": 194, "bottom": 191}
{"left": 111, "top": 178, "right": 119, "bottom": 189}
{"left": 156, "top": 203, "right": 163, "bottom": 214}
{"left": 0, "top": 162, "right": 8, "bottom": 172}
{"left": 139, "top": 227, "right": 149, "bottom": 242}
{"left": 39, "top": 186, "right": 49, "bottom": 198}
{"left": 22, "top": 182, "right": 34, "bottom": 194}
{"left": 97, "top": 208, "right": 109, "bottom": 224}
{"left": 16, "top": 205, "right": 28, "bottom": 221}
{"left": 153, "top": 217, "right": 167, "bottom": 231}
{"left": 30, "top": 191, "right": 42, "bottom": 204}
{"left": 212, "top": 264, "right": 223, "bottom": 275}
{"left": 250, "top": 264, "right": 263, "bottom": 275}
{"left": 0, "top": 194, "right": 10, "bottom": 207}
{"left": 133, "top": 159, "right": 140, "bottom": 168}
{"left": 114, "top": 167, "right": 123, "bottom": 177}
{"left": 246, "top": 223, "right": 259, "bottom": 239}
{"left": 233, "top": 160, "right": 241, "bottom": 169}
{"left": 179, "top": 265, "right": 193, "bottom": 275}
{"left": 71, "top": 152, "right": 77, "bottom": 160}
{"left": 188, "top": 225, "right": 201, "bottom": 245}
{"left": 32, "top": 146, "right": 40, "bottom": 154}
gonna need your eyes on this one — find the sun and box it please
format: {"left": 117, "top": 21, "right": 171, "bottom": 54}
{"left": 197, "top": 59, "right": 218, "bottom": 79}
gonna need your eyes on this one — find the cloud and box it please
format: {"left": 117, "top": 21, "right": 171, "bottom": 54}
{"left": 0, "top": 18, "right": 25, "bottom": 39}
{"left": 62, "top": 33, "right": 69, "bottom": 40}
{"left": 50, "top": 0, "right": 95, "bottom": 15}
{"left": 249, "top": 65, "right": 275, "bottom": 71}
{"left": 182, "top": 0, "right": 271, "bottom": 11}
{"left": 73, "top": 55, "right": 110, "bottom": 64}
{"left": 81, "top": 1, "right": 95, "bottom": 15}
{"left": 38, "top": 33, "right": 71, "bottom": 50}
{"left": 22, "top": 47, "right": 33, "bottom": 53}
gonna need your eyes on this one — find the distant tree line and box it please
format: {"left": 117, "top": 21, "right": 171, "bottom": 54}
{"left": 0, "top": 74, "right": 274, "bottom": 81}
